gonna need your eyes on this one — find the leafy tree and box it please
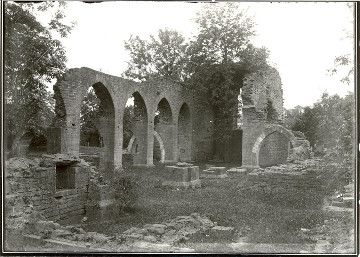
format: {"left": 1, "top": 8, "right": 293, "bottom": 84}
{"left": 187, "top": 3, "right": 269, "bottom": 142}
{"left": 291, "top": 92, "right": 354, "bottom": 156}
{"left": 123, "top": 105, "right": 134, "bottom": 148}
{"left": 328, "top": 3, "right": 354, "bottom": 85}
{"left": 185, "top": 3, "right": 256, "bottom": 72}
{"left": 124, "top": 29, "right": 188, "bottom": 81}
{"left": 123, "top": 3, "right": 269, "bottom": 143}
{"left": 284, "top": 105, "right": 304, "bottom": 130}
{"left": 4, "top": 2, "right": 74, "bottom": 153}
{"left": 80, "top": 89, "right": 101, "bottom": 146}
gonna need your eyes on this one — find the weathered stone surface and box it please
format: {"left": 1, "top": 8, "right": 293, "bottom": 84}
{"left": 209, "top": 226, "right": 235, "bottom": 240}
{"left": 145, "top": 224, "right": 167, "bottom": 235}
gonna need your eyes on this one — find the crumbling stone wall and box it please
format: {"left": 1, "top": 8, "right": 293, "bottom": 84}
{"left": 52, "top": 65, "right": 294, "bottom": 177}
{"left": 52, "top": 67, "right": 214, "bottom": 180}
{"left": 5, "top": 155, "right": 90, "bottom": 222}
{"left": 241, "top": 67, "right": 296, "bottom": 168}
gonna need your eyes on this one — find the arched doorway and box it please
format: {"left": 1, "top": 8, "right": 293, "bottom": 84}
{"left": 178, "top": 103, "right": 192, "bottom": 162}
{"left": 258, "top": 131, "right": 290, "bottom": 167}
{"left": 154, "top": 98, "right": 174, "bottom": 162}
{"left": 80, "top": 82, "right": 115, "bottom": 181}
{"left": 125, "top": 92, "right": 148, "bottom": 166}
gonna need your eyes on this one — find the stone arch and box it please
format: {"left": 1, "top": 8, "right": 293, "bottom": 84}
{"left": 127, "top": 131, "right": 165, "bottom": 164}
{"left": 154, "top": 97, "right": 175, "bottom": 162}
{"left": 125, "top": 91, "right": 149, "bottom": 166}
{"left": 252, "top": 125, "right": 296, "bottom": 167}
{"left": 80, "top": 82, "right": 116, "bottom": 181}
{"left": 16, "top": 132, "right": 34, "bottom": 157}
{"left": 177, "top": 102, "right": 192, "bottom": 162}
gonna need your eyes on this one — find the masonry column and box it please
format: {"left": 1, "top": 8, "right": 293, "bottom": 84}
{"left": 113, "top": 112, "right": 123, "bottom": 173}
{"left": 62, "top": 110, "right": 80, "bottom": 156}
{"left": 173, "top": 120, "right": 179, "bottom": 162}
{"left": 146, "top": 114, "right": 155, "bottom": 167}
{"left": 241, "top": 106, "right": 262, "bottom": 169}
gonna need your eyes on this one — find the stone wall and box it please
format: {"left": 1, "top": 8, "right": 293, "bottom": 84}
{"left": 246, "top": 159, "right": 324, "bottom": 193}
{"left": 53, "top": 67, "right": 214, "bottom": 176}
{"left": 240, "top": 67, "right": 296, "bottom": 168}
{"left": 258, "top": 131, "right": 289, "bottom": 167}
{"left": 5, "top": 155, "right": 90, "bottom": 222}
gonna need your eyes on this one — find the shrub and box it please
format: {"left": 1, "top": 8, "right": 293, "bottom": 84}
{"left": 114, "top": 176, "right": 139, "bottom": 213}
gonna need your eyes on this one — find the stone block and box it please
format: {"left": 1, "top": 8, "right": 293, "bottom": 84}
{"left": 208, "top": 226, "right": 235, "bottom": 241}
{"left": 211, "top": 167, "right": 226, "bottom": 175}
{"left": 188, "top": 166, "right": 200, "bottom": 181}
{"left": 166, "top": 166, "right": 189, "bottom": 182}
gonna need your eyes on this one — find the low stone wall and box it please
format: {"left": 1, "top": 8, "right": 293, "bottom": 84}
{"left": 5, "top": 155, "right": 91, "bottom": 222}
{"left": 245, "top": 159, "right": 324, "bottom": 193}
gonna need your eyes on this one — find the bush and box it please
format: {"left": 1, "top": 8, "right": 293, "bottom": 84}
{"left": 114, "top": 176, "right": 139, "bottom": 213}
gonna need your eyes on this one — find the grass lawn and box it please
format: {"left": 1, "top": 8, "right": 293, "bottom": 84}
{"left": 82, "top": 162, "right": 326, "bottom": 244}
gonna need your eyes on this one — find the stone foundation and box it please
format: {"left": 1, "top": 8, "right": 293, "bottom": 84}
{"left": 201, "top": 166, "right": 228, "bottom": 179}
{"left": 162, "top": 163, "right": 201, "bottom": 189}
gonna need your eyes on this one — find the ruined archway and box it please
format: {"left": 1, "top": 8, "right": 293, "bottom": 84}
{"left": 80, "top": 82, "right": 115, "bottom": 180}
{"left": 154, "top": 98, "right": 174, "bottom": 162}
{"left": 127, "top": 131, "right": 165, "bottom": 164}
{"left": 127, "top": 91, "right": 148, "bottom": 166}
{"left": 252, "top": 125, "right": 296, "bottom": 167}
{"left": 178, "top": 103, "right": 192, "bottom": 162}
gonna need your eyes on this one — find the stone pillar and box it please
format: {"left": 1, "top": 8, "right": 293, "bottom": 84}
{"left": 146, "top": 118, "right": 154, "bottom": 167}
{"left": 155, "top": 124, "right": 175, "bottom": 162}
{"left": 173, "top": 121, "right": 178, "bottom": 162}
{"left": 113, "top": 114, "right": 123, "bottom": 172}
{"left": 241, "top": 106, "right": 263, "bottom": 169}
{"left": 62, "top": 112, "right": 80, "bottom": 156}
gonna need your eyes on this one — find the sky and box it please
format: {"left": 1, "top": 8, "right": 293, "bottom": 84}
{"left": 54, "top": 1, "right": 354, "bottom": 109}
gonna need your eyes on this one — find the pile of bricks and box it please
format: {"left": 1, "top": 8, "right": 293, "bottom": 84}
{"left": 200, "top": 166, "right": 228, "bottom": 179}
{"left": 162, "top": 163, "right": 200, "bottom": 189}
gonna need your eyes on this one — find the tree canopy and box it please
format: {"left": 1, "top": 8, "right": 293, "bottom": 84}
{"left": 4, "top": 2, "right": 74, "bottom": 152}
{"left": 124, "top": 29, "right": 188, "bottom": 81}
{"left": 123, "top": 3, "right": 269, "bottom": 142}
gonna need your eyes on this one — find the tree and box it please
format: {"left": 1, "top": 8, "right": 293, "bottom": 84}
{"left": 187, "top": 3, "right": 269, "bottom": 141}
{"left": 80, "top": 89, "right": 101, "bottom": 146}
{"left": 328, "top": 3, "right": 354, "bottom": 85}
{"left": 4, "top": 2, "right": 74, "bottom": 154}
{"left": 124, "top": 28, "right": 188, "bottom": 81}
{"left": 291, "top": 92, "right": 354, "bottom": 156}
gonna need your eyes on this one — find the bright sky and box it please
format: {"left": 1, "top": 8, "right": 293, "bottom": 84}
{"left": 57, "top": 1, "right": 354, "bottom": 109}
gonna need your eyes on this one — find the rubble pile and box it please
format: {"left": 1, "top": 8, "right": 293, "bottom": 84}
{"left": 20, "top": 213, "right": 234, "bottom": 251}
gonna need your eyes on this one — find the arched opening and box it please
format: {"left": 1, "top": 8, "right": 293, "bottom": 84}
{"left": 258, "top": 131, "right": 290, "bottom": 167}
{"left": 154, "top": 98, "right": 174, "bottom": 162}
{"left": 178, "top": 103, "right": 192, "bottom": 162}
{"left": 79, "top": 83, "right": 115, "bottom": 180}
{"left": 28, "top": 134, "right": 47, "bottom": 157}
{"left": 123, "top": 92, "right": 148, "bottom": 166}
{"left": 16, "top": 132, "right": 34, "bottom": 157}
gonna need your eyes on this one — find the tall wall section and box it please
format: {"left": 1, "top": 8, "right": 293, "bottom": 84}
{"left": 241, "top": 66, "right": 294, "bottom": 168}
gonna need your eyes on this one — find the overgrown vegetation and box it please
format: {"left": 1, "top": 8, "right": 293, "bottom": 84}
{"left": 284, "top": 92, "right": 354, "bottom": 194}
{"left": 114, "top": 176, "right": 140, "bottom": 213}
{"left": 4, "top": 2, "right": 74, "bottom": 154}
{"left": 83, "top": 164, "right": 326, "bottom": 245}
{"left": 123, "top": 3, "right": 269, "bottom": 142}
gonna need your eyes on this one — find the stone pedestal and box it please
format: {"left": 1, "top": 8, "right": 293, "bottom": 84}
{"left": 162, "top": 163, "right": 201, "bottom": 189}
{"left": 200, "top": 166, "right": 228, "bottom": 179}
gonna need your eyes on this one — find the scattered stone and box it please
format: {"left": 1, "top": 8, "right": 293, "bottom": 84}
{"left": 143, "top": 235, "right": 158, "bottom": 243}
{"left": 145, "top": 224, "right": 166, "bottom": 235}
